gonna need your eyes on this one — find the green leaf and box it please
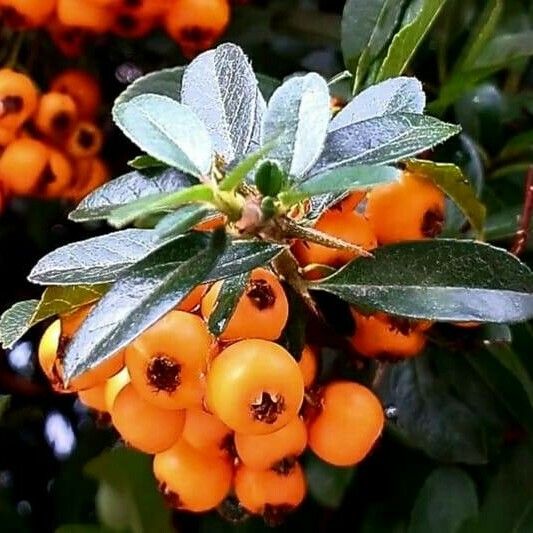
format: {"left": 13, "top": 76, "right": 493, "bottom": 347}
{"left": 473, "top": 31, "right": 533, "bottom": 70}
{"left": 113, "top": 94, "right": 213, "bottom": 177}
{"left": 284, "top": 165, "right": 400, "bottom": 204}
{"left": 376, "top": 355, "right": 492, "bottom": 464}
{"left": 454, "top": 0, "right": 503, "bottom": 72}
{"left": 219, "top": 142, "right": 277, "bottom": 192}
{"left": 128, "top": 155, "right": 166, "bottom": 170}
{"left": 376, "top": 0, "right": 449, "bottom": 81}
{"left": 63, "top": 234, "right": 284, "bottom": 380}
{"left": 256, "top": 73, "right": 280, "bottom": 100}
{"left": 29, "top": 229, "right": 160, "bottom": 285}
{"left": 315, "top": 240, "right": 533, "bottom": 323}
{"left": 499, "top": 130, "right": 533, "bottom": 161}
{"left": 262, "top": 73, "right": 331, "bottom": 179}
{"left": 56, "top": 526, "right": 113, "bottom": 533}
{"left": 114, "top": 66, "right": 184, "bottom": 107}
{"left": 341, "top": 0, "right": 407, "bottom": 84}
{"left": 305, "top": 452, "right": 355, "bottom": 509}
{"left": 409, "top": 468, "right": 478, "bottom": 533}
{"left": 181, "top": 43, "right": 258, "bottom": 163}
{"left": 404, "top": 159, "right": 486, "bottom": 238}
{"left": 484, "top": 206, "right": 522, "bottom": 241}
{"left": 280, "top": 286, "right": 308, "bottom": 360}
{"left": 462, "top": 443, "right": 533, "bottom": 533}
{"left": 0, "top": 285, "right": 106, "bottom": 349}
{"left": 155, "top": 204, "right": 216, "bottom": 240}
{"left": 311, "top": 113, "right": 460, "bottom": 175}
{"left": 330, "top": 77, "right": 426, "bottom": 131}
{"left": 69, "top": 168, "right": 197, "bottom": 223}
{"left": 107, "top": 183, "right": 214, "bottom": 229}
{"left": 207, "top": 272, "right": 250, "bottom": 336}
{"left": 85, "top": 448, "right": 173, "bottom": 533}
{"left": 0, "top": 395, "right": 10, "bottom": 419}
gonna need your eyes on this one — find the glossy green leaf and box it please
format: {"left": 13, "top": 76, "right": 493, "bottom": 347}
{"left": 262, "top": 73, "right": 330, "bottom": 179}
{"left": 315, "top": 240, "right": 533, "bottom": 323}
{"left": 114, "top": 66, "right": 184, "bottom": 107}
{"left": 376, "top": 0, "right": 449, "bottom": 81}
{"left": 409, "top": 468, "right": 478, "bottom": 533}
{"left": 454, "top": 0, "right": 503, "bottom": 72}
{"left": 69, "top": 168, "right": 197, "bottom": 223}
{"left": 128, "top": 155, "right": 166, "bottom": 170}
{"left": 305, "top": 452, "right": 355, "bottom": 509}
{"left": 341, "top": 0, "right": 406, "bottom": 82}
{"left": 181, "top": 43, "right": 258, "bottom": 163}
{"left": 207, "top": 272, "right": 249, "bottom": 336}
{"left": 484, "top": 206, "right": 522, "bottom": 242}
{"left": 0, "top": 285, "right": 106, "bottom": 349}
{"left": 284, "top": 165, "right": 400, "bottom": 203}
{"left": 474, "top": 31, "right": 533, "bottom": 70}
{"left": 63, "top": 234, "right": 284, "bottom": 380}
{"left": 107, "top": 183, "right": 214, "bottom": 229}
{"left": 280, "top": 286, "right": 308, "bottom": 360}
{"left": 461, "top": 443, "right": 533, "bottom": 532}
{"left": 113, "top": 94, "right": 213, "bottom": 177}
{"left": 376, "top": 355, "right": 492, "bottom": 464}
{"left": 154, "top": 204, "right": 216, "bottom": 240}
{"left": 405, "top": 159, "right": 486, "bottom": 238}
{"left": 311, "top": 113, "right": 460, "bottom": 175}
{"left": 330, "top": 77, "right": 425, "bottom": 131}
{"left": 29, "top": 229, "right": 160, "bottom": 285}
{"left": 85, "top": 448, "right": 173, "bottom": 533}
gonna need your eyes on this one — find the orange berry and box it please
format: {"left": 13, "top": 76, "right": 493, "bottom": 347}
{"left": 104, "top": 367, "right": 130, "bottom": 411}
{"left": 292, "top": 210, "right": 376, "bottom": 272}
{"left": 365, "top": 171, "right": 446, "bottom": 244}
{"left": 40, "top": 148, "right": 73, "bottom": 198}
{"left": 57, "top": 0, "right": 113, "bottom": 32}
{"left": 350, "top": 311, "right": 426, "bottom": 359}
{"left": 336, "top": 190, "right": 365, "bottom": 213}
{"left": 234, "top": 462, "right": 306, "bottom": 518}
{"left": 182, "top": 408, "right": 232, "bottom": 457}
{"left": 1, "top": 0, "right": 55, "bottom": 27}
{"left": 65, "top": 121, "right": 103, "bottom": 159}
{"left": 70, "top": 157, "right": 109, "bottom": 201}
{"left": 201, "top": 268, "right": 288, "bottom": 341}
{"left": 308, "top": 381, "right": 384, "bottom": 466}
{"left": 298, "top": 345, "right": 318, "bottom": 388}
{"left": 194, "top": 214, "right": 226, "bottom": 231}
{"left": 34, "top": 92, "right": 78, "bottom": 140}
{"left": 125, "top": 310, "right": 212, "bottom": 410}
{"left": 177, "top": 284, "right": 208, "bottom": 312}
{"left": 111, "top": 384, "right": 185, "bottom": 453}
{"left": 50, "top": 69, "right": 101, "bottom": 120}
{"left": 0, "top": 69, "right": 39, "bottom": 132}
{"left": 206, "top": 339, "right": 304, "bottom": 435}
{"left": 48, "top": 22, "right": 88, "bottom": 58}
{"left": 78, "top": 383, "right": 107, "bottom": 411}
{"left": 0, "top": 138, "right": 49, "bottom": 195}
{"left": 112, "top": 10, "right": 156, "bottom": 38}
{"left": 119, "top": 0, "right": 173, "bottom": 16}
{"left": 235, "top": 416, "right": 307, "bottom": 470}
{"left": 164, "top": 0, "right": 230, "bottom": 58}
{"left": 153, "top": 439, "right": 233, "bottom": 512}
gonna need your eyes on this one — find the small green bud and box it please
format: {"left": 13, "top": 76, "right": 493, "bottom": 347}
{"left": 261, "top": 196, "right": 277, "bottom": 220}
{"left": 255, "top": 160, "right": 286, "bottom": 197}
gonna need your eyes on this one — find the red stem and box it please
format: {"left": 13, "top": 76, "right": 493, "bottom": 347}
{"left": 511, "top": 166, "right": 533, "bottom": 256}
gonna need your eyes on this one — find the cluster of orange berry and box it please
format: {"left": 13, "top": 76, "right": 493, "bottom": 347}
{"left": 293, "top": 171, "right": 445, "bottom": 359}
{"left": 0, "top": 0, "right": 233, "bottom": 58}
{"left": 37, "top": 266, "right": 384, "bottom": 522}
{"left": 0, "top": 67, "right": 108, "bottom": 211}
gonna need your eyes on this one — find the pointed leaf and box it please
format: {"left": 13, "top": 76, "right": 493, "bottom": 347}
{"left": 155, "top": 204, "right": 216, "bottom": 240}
{"left": 473, "top": 31, "right": 533, "bottom": 70}
{"left": 405, "top": 159, "right": 486, "bottom": 238}
{"left": 114, "top": 66, "right": 184, "bottom": 107}
{"left": 262, "top": 73, "right": 330, "bottom": 178}
{"left": 69, "top": 168, "right": 197, "bottom": 223}
{"left": 64, "top": 235, "right": 285, "bottom": 379}
{"left": 128, "top": 155, "right": 166, "bottom": 170}
{"left": 330, "top": 77, "right": 425, "bottom": 131}
{"left": 113, "top": 94, "right": 212, "bottom": 177}
{"left": 0, "top": 285, "right": 106, "bottom": 349}
{"left": 409, "top": 468, "right": 478, "bottom": 533}
{"left": 284, "top": 165, "right": 400, "bottom": 203}
{"left": 312, "top": 113, "right": 460, "bottom": 175}
{"left": 29, "top": 229, "right": 160, "bottom": 285}
{"left": 207, "top": 272, "right": 250, "bottom": 336}
{"left": 376, "top": 0, "right": 449, "bottom": 81}
{"left": 315, "top": 240, "right": 533, "bottom": 323}
{"left": 247, "top": 89, "right": 267, "bottom": 154}
{"left": 181, "top": 43, "right": 258, "bottom": 163}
